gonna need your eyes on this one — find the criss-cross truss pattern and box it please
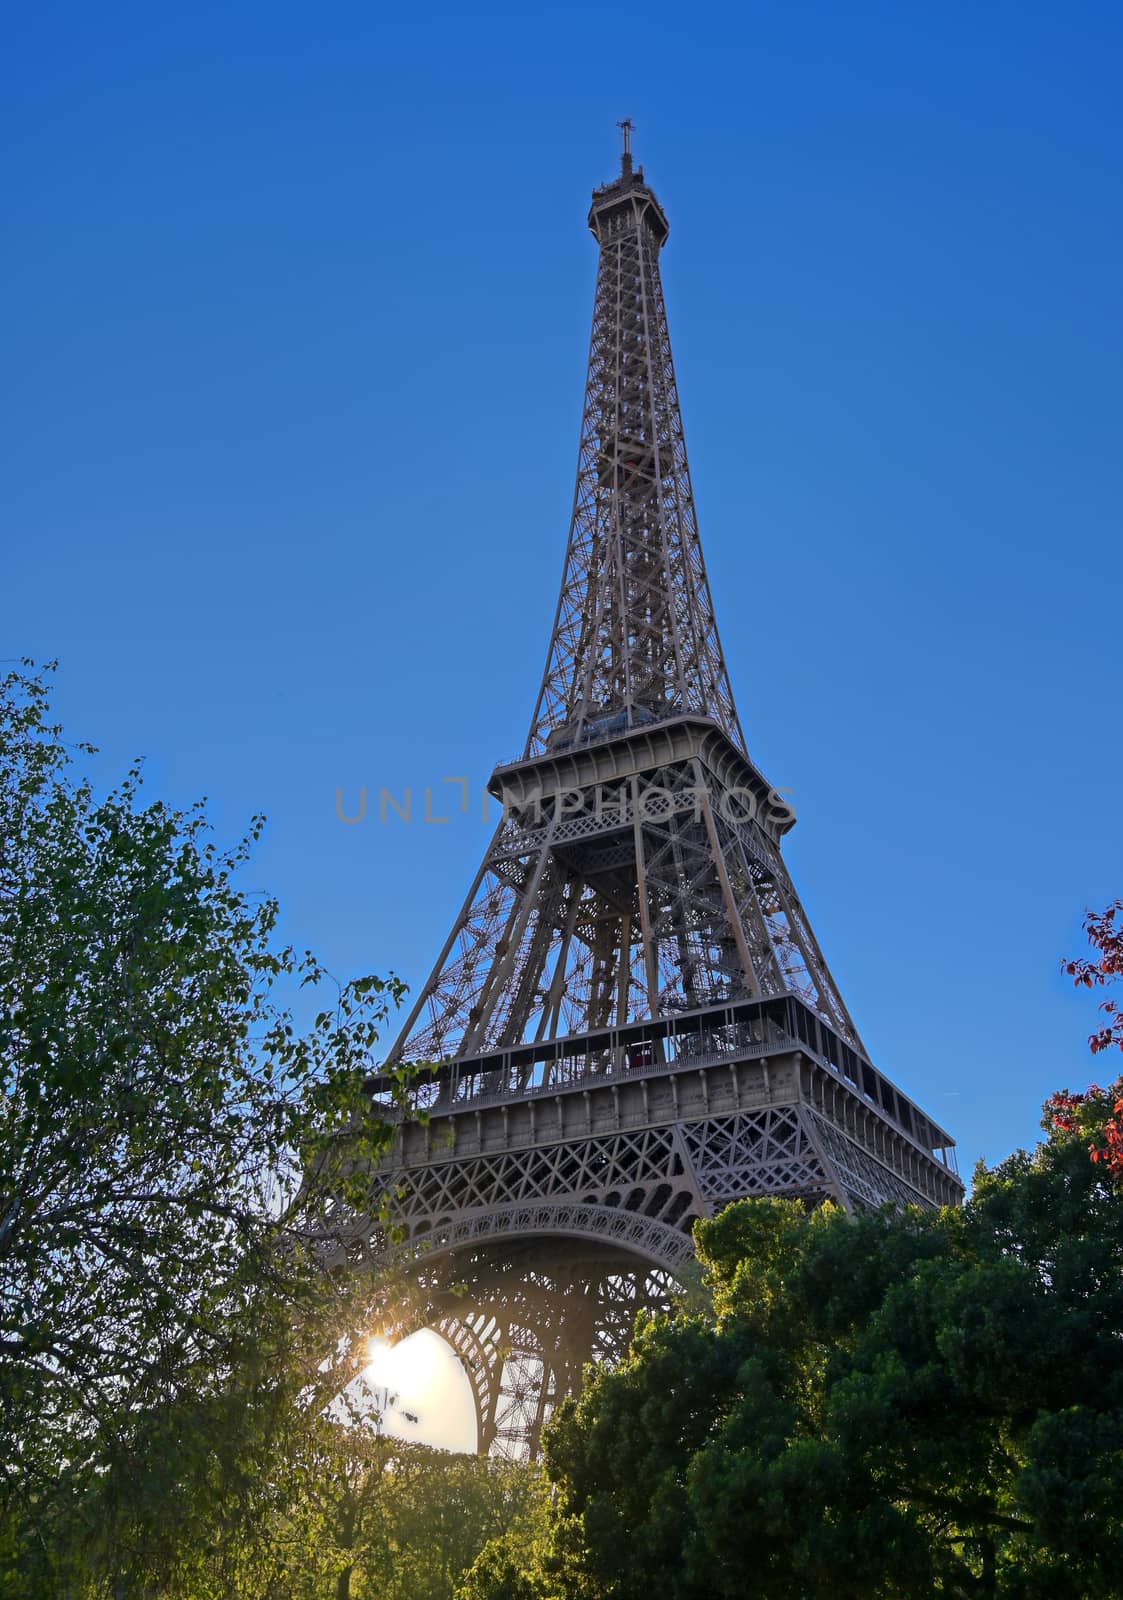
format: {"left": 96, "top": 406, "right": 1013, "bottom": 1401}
{"left": 358, "top": 142, "right": 963, "bottom": 1460}
{"left": 528, "top": 159, "right": 742, "bottom": 757}
{"left": 420, "top": 1244, "right": 677, "bottom": 1460}
{"left": 393, "top": 728, "right": 860, "bottom": 1066}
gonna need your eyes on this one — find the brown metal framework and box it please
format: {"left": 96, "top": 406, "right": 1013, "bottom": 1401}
{"left": 355, "top": 141, "right": 963, "bottom": 1460}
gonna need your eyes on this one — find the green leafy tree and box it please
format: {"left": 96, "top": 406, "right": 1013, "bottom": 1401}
{"left": 454, "top": 1469, "right": 557, "bottom": 1600}
{"left": 0, "top": 663, "right": 410, "bottom": 1589}
{"left": 373, "top": 1448, "right": 538, "bottom": 1600}
{"left": 524, "top": 1113, "right": 1123, "bottom": 1600}
{"left": 66, "top": 1407, "right": 544, "bottom": 1600}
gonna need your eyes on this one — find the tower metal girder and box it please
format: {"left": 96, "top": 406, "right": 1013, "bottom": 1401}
{"left": 422, "top": 1242, "right": 678, "bottom": 1461}
{"left": 353, "top": 143, "right": 964, "bottom": 1460}
{"left": 528, "top": 166, "right": 742, "bottom": 758}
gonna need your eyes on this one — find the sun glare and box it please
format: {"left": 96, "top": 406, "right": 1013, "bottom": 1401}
{"left": 355, "top": 1330, "right": 477, "bottom": 1453}
{"left": 364, "top": 1334, "right": 397, "bottom": 1389}
{"left": 363, "top": 1332, "right": 442, "bottom": 1398}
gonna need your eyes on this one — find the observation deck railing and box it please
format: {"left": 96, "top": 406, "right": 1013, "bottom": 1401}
{"left": 366, "top": 992, "right": 959, "bottom": 1178}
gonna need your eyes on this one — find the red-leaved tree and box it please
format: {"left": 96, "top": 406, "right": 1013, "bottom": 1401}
{"left": 1044, "top": 901, "right": 1123, "bottom": 1179}
{"left": 1066, "top": 899, "right": 1123, "bottom": 1055}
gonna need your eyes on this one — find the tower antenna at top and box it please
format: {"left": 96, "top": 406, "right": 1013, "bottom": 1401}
{"left": 616, "top": 117, "right": 634, "bottom": 173}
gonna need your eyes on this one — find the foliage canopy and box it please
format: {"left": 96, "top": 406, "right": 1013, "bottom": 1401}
{"left": 0, "top": 664, "right": 412, "bottom": 1588}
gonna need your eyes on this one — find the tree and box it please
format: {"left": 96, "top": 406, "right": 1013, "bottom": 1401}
{"left": 514, "top": 1114, "right": 1123, "bottom": 1600}
{"left": 40, "top": 1404, "right": 544, "bottom": 1600}
{"left": 453, "top": 1469, "right": 556, "bottom": 1600}
{"left": 1065, "top": 899, "right": 1123, "bottom": 1057}
{"left": 0, "top": 663, "right": 409, "bottom": 1587}
{"left": 1047, "top": 899, "right": 1123, "bottom": 1183}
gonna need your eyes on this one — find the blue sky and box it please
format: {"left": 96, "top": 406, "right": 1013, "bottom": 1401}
{"left": 4, "top": 1, "right": 1121, "bottom": 1181}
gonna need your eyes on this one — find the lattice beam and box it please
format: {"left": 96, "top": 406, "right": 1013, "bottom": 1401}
{"left": 353, "top": 141, "right": 962, "bottom": 1462}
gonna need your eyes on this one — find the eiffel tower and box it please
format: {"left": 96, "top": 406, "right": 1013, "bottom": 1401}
{"left": 361, "top": 128, "right": 963, "bottom": 1460}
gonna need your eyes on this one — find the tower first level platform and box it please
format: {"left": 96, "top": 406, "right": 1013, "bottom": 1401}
{"left": 364, "top": 982, "right": 961, "bottom": 1281}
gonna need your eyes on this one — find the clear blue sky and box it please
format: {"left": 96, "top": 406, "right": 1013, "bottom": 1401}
{"left": 5, "top": 1, "right": 1121, "bottom": 1181}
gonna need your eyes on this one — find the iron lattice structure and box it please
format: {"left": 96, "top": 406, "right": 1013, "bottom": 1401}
{"left": 356, "top": 142, "right": 963, "bottom": 1461}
